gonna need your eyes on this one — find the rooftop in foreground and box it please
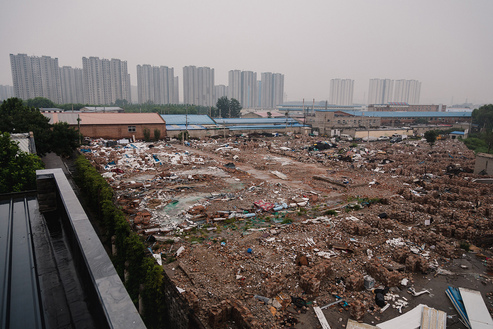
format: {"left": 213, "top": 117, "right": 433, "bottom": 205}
{"left": 0, "top": 169, "right": 146, "bottom": 329}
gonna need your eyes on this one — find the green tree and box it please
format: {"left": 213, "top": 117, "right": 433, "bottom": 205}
{"left": 153, "top": 129, "right": 161, "bottom": 141}
{"left": 114, "top": 99, "right": 129, "bottom": 107}
{"left": 143, "top": 128, "right": 151, "bottom": 142}
{"left": 0, "top": 98, "right": 80, "bottom": 156}
{"left": 216, "top": 96, "right": 230, "bottom": 118}
{"left": 483, "top": 130, "right": 493, "bottom": 153}
{"left": 229, "top": 98, "right": 242, "bottom": 117}
{"left": 216, "top": 97, "right": 242, "bottom": 118}
{"left": 0, "top": 98, "right": 52, "bottom": 155}
{"left": 50, "top": 122, "right": 80, "bottom": 157}
{"left": 472, "top": 104, "right": 493, "bottom": 132}
{"left": 424, "top": 130, "right": 438, "bottom": 147}
{"left": 26, "top": 97, "right": 56, "bottom": 109}
{"left": 0, "top": 132, "right": 44, "bottom": 193}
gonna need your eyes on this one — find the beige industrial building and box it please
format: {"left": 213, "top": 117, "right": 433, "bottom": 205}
{"left": 43, "top": 112, "right": 166, "bottom": 140}
{"left": 474, "top": 153, "right": 493, "bottom": 176}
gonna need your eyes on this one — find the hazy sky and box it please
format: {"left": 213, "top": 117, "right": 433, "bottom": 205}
{"left": 1, "top": 0, "right": 492, "bottom": 105}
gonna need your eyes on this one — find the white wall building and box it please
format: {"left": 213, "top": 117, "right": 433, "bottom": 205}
{"left": 368, "top": 78, "right": 394, "bottom": 105}
{"left": 241, "top": 71, "right": 257, "bottom": 108}
{"left": 228, "top": 70, "right": 241, "bottom": 101}
{"left": 183, "top": 66, "right": 215, "bottom": 107}
{"left": 10, "top": 53, "right": 62, "bottom": 103}
{"left": 60, "top": 66, "right": 84, "bottom": 104}
{"left": 329, "top": 79, "right": 354, "bottom": 106}
{"left": 137, "top": 64, "right": 176, "bottom": 105}
{"left": 368, "top": 78, "right": 421, "bottom": 105}
{"left": 82, "top": 57, "right": 131, "bottom": 105}
{"left": 260, "top": 72, "right": 284, "bottom": 109}
{"left": 0, "top": 85, "right": 14, "bottom": 101}
{"left": 393, "top": 79, "right": 421, "bottom": 104}
{"left": 214, "top": 85, "right": 228, "bottom": 102}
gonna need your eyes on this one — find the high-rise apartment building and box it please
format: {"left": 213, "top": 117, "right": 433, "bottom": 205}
{"left": 183, "top": 66, "right": 214, "bottom": 106}
{"left": 10, "top": 53, "right": 62, "bottom": 103}
{"left": 368, "top": 78, "right": 421, "bottom": 105}
{"left": 228, "top": 70, "right": 241, "bottom": 101}
{"left": 227, "top": 70, "right": 258, "bottom": 108}
{"left": 60, "top": 66, "right": 84, "bottom": 104}
{"left": 137, "top": 64, "right": 176, "bottom": 105}
{"left": 368, "top": 79, "right": 394, "bottom": 105}
{"left": 0, "top": 85, "right": 14, "bottom": 101}
{"left": 393, "top": 79, "right": 421, "bottom": 104}
{"left": 260, "top": 72, "right": 284, "bottom": 109}
{"left": 241, "top": 71, "right": 257, "bottom": 108}
{"left": 214, "top": 85, "right": 228, "bottom": 101}
{"left": 329, "top": 79, "right": 354, "bottom": 106}
{"left": 82, "top": 57, "right": 131, "bottom": 105}
{"left": 173, "top": 77, "right": 179, "bottom": 104}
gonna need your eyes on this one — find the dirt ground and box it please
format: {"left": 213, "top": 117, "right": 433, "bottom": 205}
{"left": 80, "top": 134, "right": 493, "bottom": 328}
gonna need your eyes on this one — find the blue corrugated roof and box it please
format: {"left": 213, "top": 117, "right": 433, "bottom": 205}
{"left": 161, "top": 114, "right": 216, "bottom": 125}
{"left": 450, "top": 131, "right": 465, "bottom": 135}
{"left": 166, "top": 124, "right": 208, "bottom": 131}
{"left": 214, "top": 118, "right": 300, "bottom": 124}
{"left": 316, "top": 110, "right": 471, "bottom": 118}
{"left": 228, "top": 124, "right": 304, "bottom": 130}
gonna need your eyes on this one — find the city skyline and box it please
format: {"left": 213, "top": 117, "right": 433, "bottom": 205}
{"left": 3, "top": 54, "right": 446, "bottom": 107}
{"left": 1, "top": 0, "right": 492, "bottom": 106}
{"left": 8, "top": 54, "right": 430, "bottom": 108}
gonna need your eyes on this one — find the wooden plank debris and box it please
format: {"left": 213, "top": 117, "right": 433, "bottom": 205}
{"left": 313, "top": 305, "right": 331, "bottom": 329}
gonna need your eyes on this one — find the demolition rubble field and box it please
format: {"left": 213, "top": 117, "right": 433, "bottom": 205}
{"left": 81, "top": 135, "right": 493, "bottom": 328}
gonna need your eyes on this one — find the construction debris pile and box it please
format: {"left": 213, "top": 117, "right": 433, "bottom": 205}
{"left": 80, "top": 136, "right": 493, "bottom": 328}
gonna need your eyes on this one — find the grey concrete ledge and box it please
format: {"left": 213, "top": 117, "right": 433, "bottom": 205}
{"left": 36, "top": 169, "right": 146, "bottom": 329}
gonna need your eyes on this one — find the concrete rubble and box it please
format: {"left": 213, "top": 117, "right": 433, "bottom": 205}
{"left": 80, "top": 135, "right": 493, "bottom": 328}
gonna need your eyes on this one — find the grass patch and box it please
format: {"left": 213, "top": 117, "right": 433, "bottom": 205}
{"left": 281, "top": 218, "right": 293, "bottom": 224}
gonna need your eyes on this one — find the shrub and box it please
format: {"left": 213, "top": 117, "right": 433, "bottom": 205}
{"left": 153, "top": 129, "right": 161, "bottom": 141}
{"left": 75, "top": 155, "right": 165, "bottom": 328}
{"left": 143, "top": 128, "right": 151, "bottom": 142}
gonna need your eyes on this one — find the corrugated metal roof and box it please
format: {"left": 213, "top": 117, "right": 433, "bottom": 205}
{"left": 44, "top": 112, "right": 165, "bottom": 125}
{"left": 161, "top": 114, "right": 216, "bottom": 125}
{"left": 10, "top": 133, "right": 36, "bottom": 154}
{"left": 228, "top": 124, "right": 303, "bottom": 130}
{"left": 80, "top": 106, "right": 123, "bottom": 111}
{"left": 318, "top": 110, "right": 471, "bottom": 118}
{"left": 214, "top": 118, "right": 300, "bottom": 124}
{"left": 166, "top": 124, "right": 208, "bottom": 131}
{"left": 0, "top": 196, "right": 43, "bottom": 329}
{"left": 420, "top": 306, "right": 447, "bottom": 329}
{"left": 242, "top": 111, "right": 285, "bottom": 118}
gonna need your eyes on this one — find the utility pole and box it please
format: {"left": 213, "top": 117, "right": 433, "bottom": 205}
{"left": 77, "top": 114, "right": 81, "bottom": 144}
{"left": 185, "top": 106, "right": 188, "bottom": 144}
{"left": 301, "top": 98, "right": 305, "bottom": 134}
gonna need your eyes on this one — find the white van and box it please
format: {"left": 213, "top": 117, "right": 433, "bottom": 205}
{"left": 340, "top": 134, "right": 353, "bottom": 141}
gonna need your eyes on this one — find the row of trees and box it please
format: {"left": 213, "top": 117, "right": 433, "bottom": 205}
{"left": 0, "top": 98, "right": 80, "bottom": 156}
{"left": 0, "top": 98, "right": 81, "bottom": 193}
{"left": 22, "top": 96, "right": 244, "bottom": 118}
{"left": 0, "top": 132, "right": 44, "bottom": 193}
{"left": 469, "top": 104, "right": 493, "bottom": 153}
{"left": 423, "top": 104, "right": 493, "bottom": 153}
